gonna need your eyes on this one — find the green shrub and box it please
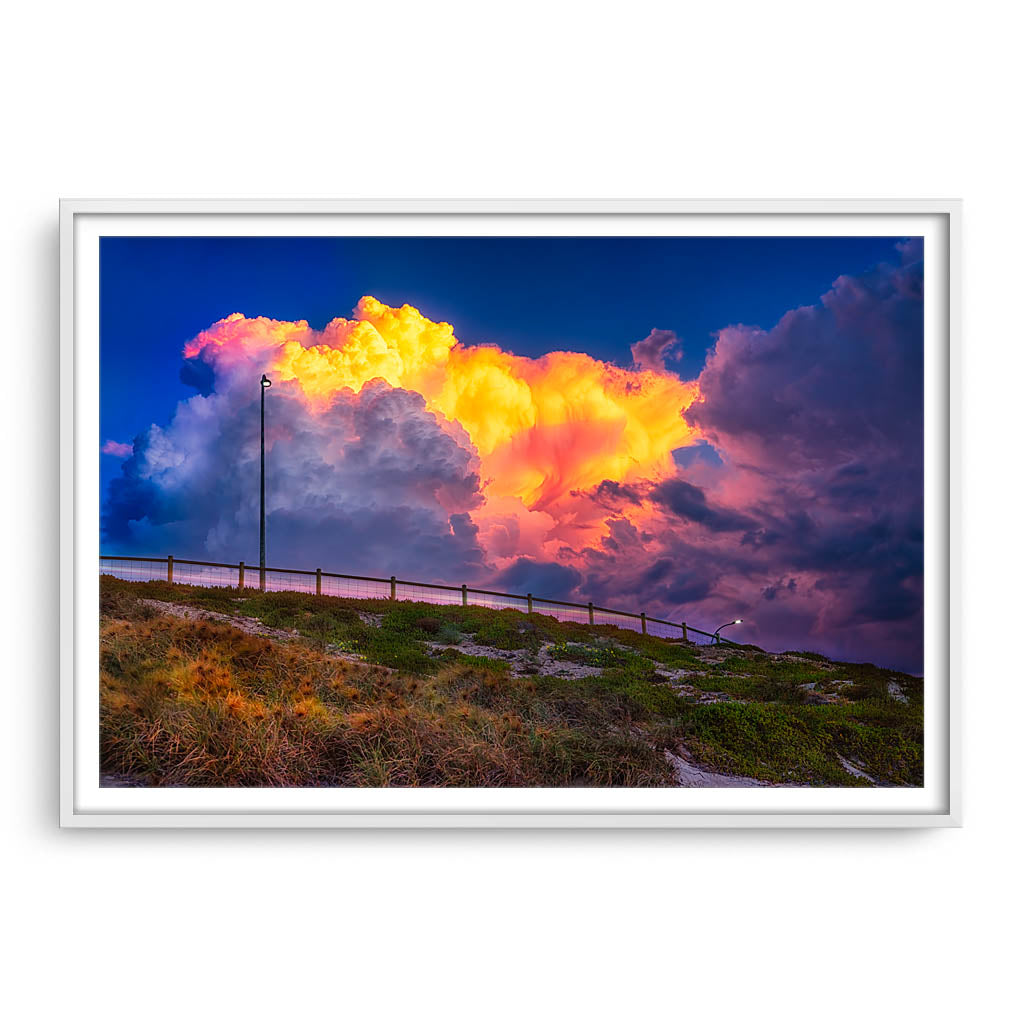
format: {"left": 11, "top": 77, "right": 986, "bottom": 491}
{"left": 436, "top": 623, "right": 463, "bottom": 645}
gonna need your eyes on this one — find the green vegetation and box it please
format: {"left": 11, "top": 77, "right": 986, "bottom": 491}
{"left": 680, "top": 702, "right": 922, "bottom": 786}
{"left": 98, "top": 575, "right": 924, "bottom": 788}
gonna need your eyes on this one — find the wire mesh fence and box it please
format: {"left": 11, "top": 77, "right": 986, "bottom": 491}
{"left": 322, "top": 574, "right": 391, "bottom": 602}
{"left": 535, "top": 600, "right": 589, "bottom": 625}
{"left": 99, "top": 555, "right": 732, "bottom": 646}
{"left": 100, "top": 556, "right": 170, "bottom": 584}
{"left": 393, "top": 581, "right": 462, "bottom": 606}
{"left": 172, "top": 560, "right": 236, "bottom": 589}
{"left": 593, "top": 607, "right": 641, "bottom": 631}
{"left": 645, "top": 617, "right": 682, "bottom": 641}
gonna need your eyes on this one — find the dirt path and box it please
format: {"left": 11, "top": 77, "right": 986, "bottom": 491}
{"left": 139, "top": 599, "right": 369, "bottom": 665}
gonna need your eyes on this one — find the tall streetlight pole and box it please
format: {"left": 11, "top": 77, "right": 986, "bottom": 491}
{"left": 259, "top": 373, "right": 272, "bottom": 591}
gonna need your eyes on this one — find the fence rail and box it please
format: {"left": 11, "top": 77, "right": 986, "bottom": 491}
{"left": 98, "top": 554, "right": 737, "bottom": 646}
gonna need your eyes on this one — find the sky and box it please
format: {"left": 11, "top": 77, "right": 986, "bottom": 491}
{"left": 100, "top": 235, "right": 924, "bottom": 671}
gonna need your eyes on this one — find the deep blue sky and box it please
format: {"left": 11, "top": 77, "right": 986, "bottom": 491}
{"left": 100, "top": 234, "right": 904, "bottom": 497}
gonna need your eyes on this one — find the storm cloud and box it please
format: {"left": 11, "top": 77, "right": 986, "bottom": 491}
{"left": 650, "top": 478, "right": 756, "bottom": 533}
{"left": 102, "top": 245, "right": 926, "bottom": 671}
{"left": 103, "top": 371, "right": 489, "bottom": 580}
{"left": 581, "top": 243, "right": 926, "bottom": 669}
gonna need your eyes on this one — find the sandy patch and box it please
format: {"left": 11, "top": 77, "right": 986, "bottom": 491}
{"left": 797, "top": 681, "right": 843, "bottom": 705}
{"left": 664, "top": 748, "right": 768, "bottom": 788}
{"left": 426, "top": 638, "right": 602, "bottom": 679}
{"left": 888, "top": 679, "right": 909, "bottom": 703}
{"left": 838, "top": 755, "right": 880, "bottom": 784}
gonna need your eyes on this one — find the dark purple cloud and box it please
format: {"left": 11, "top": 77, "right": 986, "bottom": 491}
{"left": 573, "top": 243, "right": 925, "bottom": 670}
{"left": 686, "top": 244, "right": 923, "bottom": 472}
{"left": 650, "top": 478, "right": 756, "bottom": 533}
{"left": 494, "top": 558, "right": 583, "bottom": 599}
{"left": 630, "top": 328, "right": 681, "bottom": 372}
{"left": 580, "top": 479, "right": 646, "bottom": 510}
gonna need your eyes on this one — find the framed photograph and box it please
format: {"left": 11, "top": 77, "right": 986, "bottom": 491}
{"left": 60, "top": 199, "right": 959, "bottom": 827}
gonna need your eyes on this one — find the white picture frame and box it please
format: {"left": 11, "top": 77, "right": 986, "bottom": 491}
{"left": 60, "top": 198, "right": 960, "bottom": 828}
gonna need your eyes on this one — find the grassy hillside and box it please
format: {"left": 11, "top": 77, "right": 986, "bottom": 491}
{"left": 99, "top": 575, "right": 924, "bottom": 788}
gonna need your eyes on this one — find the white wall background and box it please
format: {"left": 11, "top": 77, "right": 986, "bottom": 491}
{"left": 3, "top": 2, "right": 1019, "bottom": 1020}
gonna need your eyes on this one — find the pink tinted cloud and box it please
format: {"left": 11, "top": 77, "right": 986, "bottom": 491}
{"left": 102, "top": 440, "right": 133, "bottom": 458}
{"left": 573, "top": 247, "right": 925, "bottom": 671}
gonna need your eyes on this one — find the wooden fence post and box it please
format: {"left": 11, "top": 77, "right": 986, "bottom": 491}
{"left": 167, "top": 555, "right": 174, "bottom": 583}
{"left": 681, "top": 621, "right": 687, "bottom": 642}
{"left": 461, "top": 584, "right": 468, "bottom": 607}
{"left": 527, "top": 592, "right": 533, "bottom": 614}
{"left": 390, "top": 576, "right": 397, "bottom": 600}
{"left": 238, "top": 561, "right": 245, "bottom": 591}
{"left": 588, "top": 601, "right": 594, "bottom": 625}
{"left": 641, "top": 612, "right": 647, "bottom": 635}
{"left": 316, "top": 568, "right": 322, "bottom": 596}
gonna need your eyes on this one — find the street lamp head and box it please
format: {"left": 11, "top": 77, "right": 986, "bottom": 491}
{"left": 713, "top": 618, "right": 743, "bottom": 643}
{"left": 261, "top": 374, "right": 272, "bottom": 388}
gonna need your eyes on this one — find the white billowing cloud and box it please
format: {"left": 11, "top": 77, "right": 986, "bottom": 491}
{"left": 104, "top": 354, "right": 489, "bottom": 580}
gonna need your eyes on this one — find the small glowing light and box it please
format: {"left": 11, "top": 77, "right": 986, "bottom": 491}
{"left": 735, "top": 619, "right": 742, "bottom": 623}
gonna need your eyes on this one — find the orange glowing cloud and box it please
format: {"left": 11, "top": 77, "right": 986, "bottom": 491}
{"left": 185, "top": 297, "right": 703, "bottom": 561}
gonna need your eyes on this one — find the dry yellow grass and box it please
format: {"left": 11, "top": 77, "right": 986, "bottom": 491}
{"left": 100, "top": 598, "right": 672, "bottom": 788}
